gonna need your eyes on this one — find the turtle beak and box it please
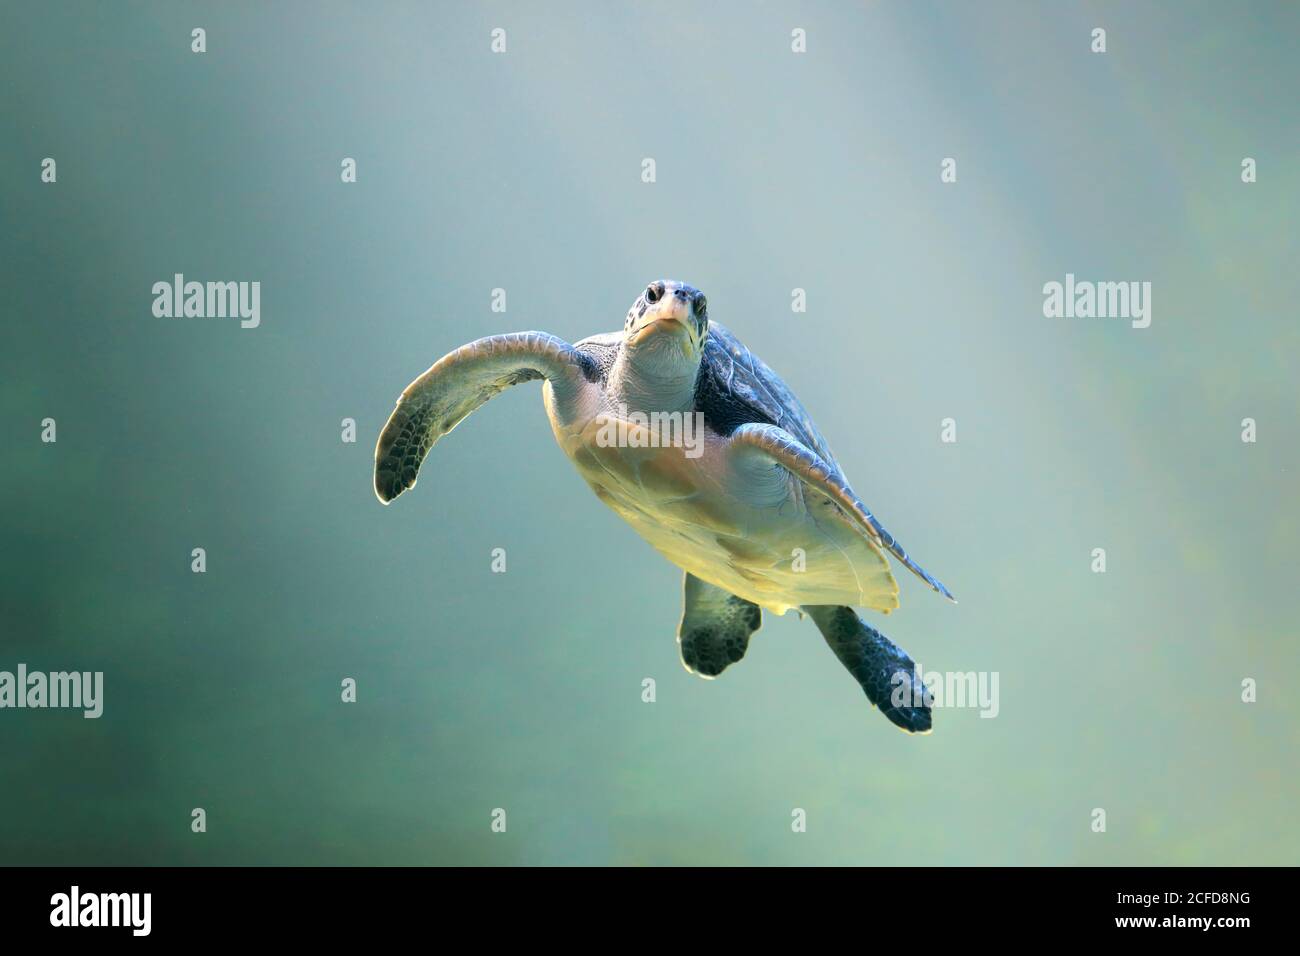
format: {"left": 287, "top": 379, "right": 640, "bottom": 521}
{"left": 632, "top": 297, "right": 696, "bottom": 349}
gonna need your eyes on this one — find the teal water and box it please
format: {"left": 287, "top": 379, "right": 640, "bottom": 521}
{"left": 2, "top": 2, "right": 1297, "bottom": 865}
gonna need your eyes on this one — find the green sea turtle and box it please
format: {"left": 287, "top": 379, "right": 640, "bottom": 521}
{"left": 374, "top": 280, "right": 955, "bottom": 732}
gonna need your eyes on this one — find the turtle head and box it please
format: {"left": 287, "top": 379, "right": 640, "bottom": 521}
{"left": 622, "top": 280, "right": 709, "bottom": 367}
{"left": 611, "top": 280, "right": 709, "bottom": 411}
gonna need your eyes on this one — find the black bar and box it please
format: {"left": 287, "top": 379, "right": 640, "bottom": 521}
{"left": 0, "top": 866, "right": 1280, "bottom": 941}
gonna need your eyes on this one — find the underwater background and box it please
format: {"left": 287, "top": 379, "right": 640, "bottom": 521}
{"left": 2, "top": 1, "right": 1296, "bottom": 865}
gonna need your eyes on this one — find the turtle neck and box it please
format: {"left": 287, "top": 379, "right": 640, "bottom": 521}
{"left": 608, "top": 340, "right": 700, "bottom": 417}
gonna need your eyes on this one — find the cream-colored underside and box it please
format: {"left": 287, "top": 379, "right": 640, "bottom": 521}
{"left": 546, "top": 392, "right": 899, "bottom": 616}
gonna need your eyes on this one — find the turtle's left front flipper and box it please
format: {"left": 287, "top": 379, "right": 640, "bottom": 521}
{"left": 374, "top": 332, "right": 592, "bottom": 503}
{"left": 677, "top": 574, "right": 762, "bottom": 678}
{"left": 727, "top": 423, "right": 955, "bottom": 603}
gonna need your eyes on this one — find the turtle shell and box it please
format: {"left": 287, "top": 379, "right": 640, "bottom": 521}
{"left": 692, "top": 322, "right": 840, "bottom": 472}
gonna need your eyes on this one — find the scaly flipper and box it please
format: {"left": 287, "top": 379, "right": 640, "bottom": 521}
{"left": 727, "top": 423, "right": 955, "bottom": 602}
{"left": 677, "top": 573, "right": 762, "bottom": 678}
{"left": 804, "top": 605, "right": 932, "bottom": 733}
{"left": 374, "top": 332, "right": 591, "bottom": 504}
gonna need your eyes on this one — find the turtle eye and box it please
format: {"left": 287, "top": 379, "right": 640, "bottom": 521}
{"left": 645, "top": 284, "right": 661, "bottom": 304}
{"left": 694, "top": 294, "right": 707, "bottom": 315}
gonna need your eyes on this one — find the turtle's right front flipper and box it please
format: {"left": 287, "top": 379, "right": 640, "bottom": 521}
{"left": 374, "top": 332, "right": 592, "bottom": 504}
{"left": 803, "top": 605, "right": 932, "bottom": 734}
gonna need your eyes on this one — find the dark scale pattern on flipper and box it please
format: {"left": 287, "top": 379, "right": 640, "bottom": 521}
{"left": 680, "top": 626, "right": 745, "bottom": 677}
{"left": 375, "top": 401, "right": 440, "bottom": 502}
{"left": 804, "top": 605, "right": 932, "bottom": 733}
{"left": 677, "top": 574, "right": 762, "bottom": 678}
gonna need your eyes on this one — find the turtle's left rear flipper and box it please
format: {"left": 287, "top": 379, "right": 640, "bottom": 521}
{"left": 803, "top": 605, "right": 932, "bottom": 733}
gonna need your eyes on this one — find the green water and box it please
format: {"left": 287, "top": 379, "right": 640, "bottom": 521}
{"left": 2, "top": 1, "right": 1297, "bottom": 865}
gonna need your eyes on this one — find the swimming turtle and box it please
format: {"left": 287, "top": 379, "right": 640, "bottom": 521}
{"left": 374, "top": 280, "right": 954, "bottom": 732}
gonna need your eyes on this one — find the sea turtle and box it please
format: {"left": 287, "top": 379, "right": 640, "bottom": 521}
{"left": 374, "top": 280, "right": 955, "bottom": 732}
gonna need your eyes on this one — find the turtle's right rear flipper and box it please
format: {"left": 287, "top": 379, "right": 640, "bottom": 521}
{"left": 803, "top": 605, "right": 932, "bottom": 734}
